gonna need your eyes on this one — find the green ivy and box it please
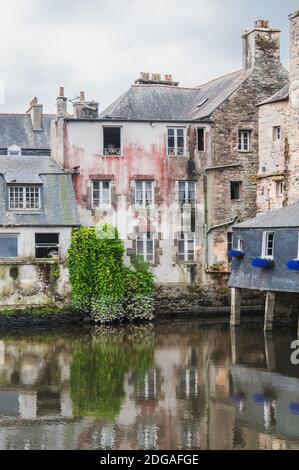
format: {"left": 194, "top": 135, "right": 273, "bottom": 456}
{"left": 68, "top": 225, "right": 155, "bottom": 323}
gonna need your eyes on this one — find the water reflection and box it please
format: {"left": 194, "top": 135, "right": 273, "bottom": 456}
{"left": 0, "top": 321, "right": 299, "bottom": 449}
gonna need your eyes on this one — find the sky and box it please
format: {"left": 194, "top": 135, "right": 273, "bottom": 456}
{"left": 0, "top": 0, "right": 297, "bottom": 113}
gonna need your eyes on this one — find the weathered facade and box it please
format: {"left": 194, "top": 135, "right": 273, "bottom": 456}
{"left": 257, "top": 11, "right": 299, "bottom": 214}
{"left": 51, "top": 20, "right": 287, "bottom": 308}
{"left": 0, "top": 98, "right": 81, "bottom": 309}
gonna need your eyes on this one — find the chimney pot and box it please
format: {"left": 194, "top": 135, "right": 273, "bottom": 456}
{"left": 59, "top": 86, "right": 65, "bottom": 97}
{"left": 80, "top": 91, "right": 85, "bottom": 101}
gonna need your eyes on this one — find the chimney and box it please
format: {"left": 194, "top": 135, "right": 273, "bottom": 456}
{"left": 73, "top": 91, "right": 99, "bottom": 119}
{"left": 242, "top": 20, "right": 281, "bottom": 69}
{"left": 26, "top": 97, "right": 43, "bottom": 130}
{"left": 56, "top": 86, "right": 67, "bottom": 117}
{"left": 289, "top": 11, "right": 299, "bottom": 108}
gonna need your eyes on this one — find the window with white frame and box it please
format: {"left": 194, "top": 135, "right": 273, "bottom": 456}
{"left": 178, "top": 233, "right": 195, "bottom": 261}
{"left": 237, "top": 239, "right": 244, "bottom": 251}
{"left": 167, "top": 128, "right": 185, "bottom": 156}
{"left": 92, "top": 180, "right": 111, "bottom": 208}
{"left": 238, "top": 130, "right": 251, "bottom": 152}
{"left": 0, "top": 234, "right": 18, "bottom": 258}
{"left": 9, "top": 185, "right": 41, "bottom": 210}
{"left": 135, "top": 180, "right": 154, "bottom": 208}
{"left": 7, "top": 145, "right": 21, "bottom": 156}
{"left": 262, "top": 231, "right": 274, "bottom": 259}
{"left": 273, "top": 126, "right": 281, "bottom": 141}
{"left": 179, "top": 181, "right": 196, "bottom": 207}
{"left": 137, "top": 233, "right": 154, "bottom": 262}
{"left": 103, "top": 127, "right": 121, "bottom": 156}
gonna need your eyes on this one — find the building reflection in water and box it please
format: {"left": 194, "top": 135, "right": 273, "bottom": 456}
{"left": 0, "top": 321, "right": 299, "bottom": 450}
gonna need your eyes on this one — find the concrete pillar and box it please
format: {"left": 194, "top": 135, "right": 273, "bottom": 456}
{"left": 230, "top": 327, "right": 241, "bottom": 364}
{"left": 264, "top": 291, "right": 275, "bottom": 331}
{"left": 264, "top": 332, "right": 276, "bottom": 370}
{"left": 230, "top": 288, "right": 241, "bottom": 326}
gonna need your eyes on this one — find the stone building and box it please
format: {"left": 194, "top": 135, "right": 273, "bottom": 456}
{"left": 256, "top": 11, "right": 299, "bottom": 214}
{"left": 51, "top": 20, "right": 287, "bottom": 307}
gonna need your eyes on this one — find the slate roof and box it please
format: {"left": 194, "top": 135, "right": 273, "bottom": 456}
{"left": 235, "top": 201, "right": 299, "bottom": 229}
{"left": 99, "top": 70, "right": 248, "bottom": 121}
{"left": 0, "top": 114, "right": 54, "bottom": 150}
{"left": 258, "top": 84, "right": 289, "bottom": 106}
{"left": 0, "top": 156, "right": 79, "bottom": 226}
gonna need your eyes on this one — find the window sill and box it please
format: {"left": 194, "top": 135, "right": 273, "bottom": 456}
{"left": 238, "top": 150, "right": 252, "bottom": 154}
{"left": 0, "top": 258, "right": 63, "bottom": 265}
{"left": 168, "top": 154, "right": 188, "bottom": 158}
{"left": 177, "top": 260, "right": 196, "bottom": 265}
{"left": 102, "top": 154, "right": 124, "bottom": 158}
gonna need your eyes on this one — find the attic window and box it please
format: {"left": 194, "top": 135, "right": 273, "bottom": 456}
{"left": 103, "top": 127, "right": 121, "bottom": 156}
{"left": 35, "top": 233, "right": 59, "bottom": 259}
{"left": 7, "top": 145, "right": 21, "bottom": 156}
{"left": 9, "top": 185, "right": 41, "bottom": 210}
{"left": 196, "top": 98, "right": 208, "bottom": 108}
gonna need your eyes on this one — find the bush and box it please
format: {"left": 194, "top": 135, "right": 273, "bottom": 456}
{"left": 68, "top": 226, "right": 155, "bottom": 323}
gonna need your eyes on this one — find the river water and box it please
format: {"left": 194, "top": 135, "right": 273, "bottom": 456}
{"left": 0, "top": 320, "right": 299, "bottom": 450}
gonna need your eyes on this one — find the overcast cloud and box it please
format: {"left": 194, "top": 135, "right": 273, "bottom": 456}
{"left": 0, "top": 0, "right": 297, "bottom": 113}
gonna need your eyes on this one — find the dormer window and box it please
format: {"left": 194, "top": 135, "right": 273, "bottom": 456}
{"left": 9, "top": 185, "right": 41, "bottom": 210}
{"left": 7, "top": 145, "right": 21, "bottom": 156}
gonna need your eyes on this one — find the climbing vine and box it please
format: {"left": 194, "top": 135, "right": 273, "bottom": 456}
{"left": 68, "top": 224, "right": 155, "bottom": 323}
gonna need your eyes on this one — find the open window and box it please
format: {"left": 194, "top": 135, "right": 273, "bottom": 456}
{"left": 0, "top": 234, "right": 18, "bottom": 258}
{"left": 262, "top": 231, "right": 274, "bottom": 259}
{"left": 103, "top": 127, "right": 121, "bottom": 156}
{"left": 35, "top": 233, "right": 59, "bottom": 259}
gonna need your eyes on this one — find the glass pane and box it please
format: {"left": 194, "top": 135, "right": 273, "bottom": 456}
{"left": 177, "top": 129, "right": 184, "bottom": 136}
{"left": 0, "top": 234, "right": 18, "bottom": 257}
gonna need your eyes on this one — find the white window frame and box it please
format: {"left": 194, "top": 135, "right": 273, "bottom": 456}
{"left": 178, "top": 181, "right": 196, "bottom": 207}
{"left": 273, "top": 126, "right": 281, "bottom": 141}
{"left": 136, "top": 233, "right": 155, "bottom": 263}
{"left": 135, "top": 180, "right": 154, "bottom": 208}
{"left": 9, "top": 185, "right": 41, "bottom": 210}
{"left": 262, "top": 231, "right": 274, "bottom": 259}
{"left": 275, "top": 180, "right": 284, "bottom": 198}
{"left": 178, "top": 233, "right": 195, "bottom": 262}
{"left": 167, "top": 127, "right": 186, "bottom": 156}
{"left": 238, "top": 130, "right": 251, "bottom": 152}
{"left": 237, "top": 239, "right": 244, "bottom": 251}
{"left": 92, "top": 180, "right": 112, "bottom": 209}
{"left": 7, "top": 145, "right": 21, "bottom": 156}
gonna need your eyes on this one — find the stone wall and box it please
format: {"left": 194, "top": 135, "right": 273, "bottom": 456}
{"left": 0, "top": 260, "right": 71, "bottom": 309}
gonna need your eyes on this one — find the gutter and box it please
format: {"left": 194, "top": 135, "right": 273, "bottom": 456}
{"left": 203, "top": 163, "right": 242, "bottom": 271}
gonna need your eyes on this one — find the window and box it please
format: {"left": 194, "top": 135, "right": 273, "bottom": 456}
{"left": 179, "top": 181, "right": 196, "bottom": 207}
{"left": 238, "top": 130, "right": 251, "bottom": 152}
{"left": 273, "top": 126, "right": 281, "bottom": 141}
{"left": 103, "top": 127, "right": 121, "bottom": 156}
{"left": 178, "top": 233, "right": 195, "bottom": 261}
{"left": 231, "top": 181, "right": 242, "bottom": 200}
{"left": 35, "top": 233, "right": 59, "bottom": 259}
{"left": 92, "top": 180, "right": 111, "bottom": 208}
{"left": 135, "top": 181, "right": 154, "bottom": 208}
{"left": 0, "top": 234, "right": 18, "bottom": 258}
{"left": 197, "top": 128, "right": 205, "bottom": 151}
{"left": 7, "top": 145, "right": 21, "bottom": 156}
{"left": 227, "top": 232, "right": 233, "bottom": 261}
{"left": 276, "top": 180, "right": 284, "bottom": 198}
{"left": 237, "top": 239, "right": 244, "bottom": 251}
{"left": 167, "top": 128, "right": 185, "bottom": 156}
{"left": 137, "top": 233, "right": 154, "bottom": 262}
{"left": 9, "top": 186, "right": 41, "bottom": 210}
{"left": 262, "top": 232, "right": 274, "bottom": 259}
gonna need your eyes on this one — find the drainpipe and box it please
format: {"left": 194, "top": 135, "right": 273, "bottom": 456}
{"left": 203, "top": 163, "right": 242, "bottom": 270}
